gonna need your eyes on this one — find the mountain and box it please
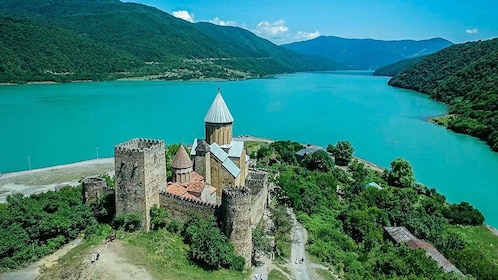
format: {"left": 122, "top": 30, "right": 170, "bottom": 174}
{"left": 0, "top": 0, "right": 341, "bottom": 83}
{"left": 388, "top": 38, "right": 498, "bottom": 150}
{"left": 281, "top": 36, "right": 453, "bottom": 69}
{"left": 373, "top": 56, "right": 425, "bottom": 77}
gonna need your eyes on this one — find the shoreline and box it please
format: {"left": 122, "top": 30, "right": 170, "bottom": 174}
{"left": 1, "top": 158, "right": 114, "bottom": 179}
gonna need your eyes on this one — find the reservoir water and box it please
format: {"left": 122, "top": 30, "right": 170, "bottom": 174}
{"left": 1, "top": 71, "right": 497, "bottom": 227}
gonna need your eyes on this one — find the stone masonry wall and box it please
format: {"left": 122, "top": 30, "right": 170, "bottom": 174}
{"left": 114, "top": 139, "right": 165, "bottom": 232}
{"left": 82, "top": 176, "right": 107, "bottom": 205}
{"left": 159, "top": 192, "right": 219, "bottom": 221}
{"left": 221, "top": 187, "right": 252, "bottom": 269}
{"left": 247, "top": 169, "right": 268, "bottom": 230}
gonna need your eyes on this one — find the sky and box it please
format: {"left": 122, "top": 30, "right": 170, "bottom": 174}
{"left": 126, "top": 0, "right": 498, "bottom": 45}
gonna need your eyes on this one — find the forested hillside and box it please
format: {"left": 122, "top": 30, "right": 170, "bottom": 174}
{"left": 281, "top": 36, "right": 452, "bottom": 69}
{"left": 0, "top": 0, "right": 339, "bottom": 83}
{"left": 388, "top": 38, "right": 498, "bottom": 151}
{"left": 373, "top": 56, "right": 425, "bottom": 77}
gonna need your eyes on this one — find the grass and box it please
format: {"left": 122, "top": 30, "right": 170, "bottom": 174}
{"left": 450, "top": 225, "right": 498, "bottom": 265}
{"left": 268, "top": 268, "right": 288, "bottom": 280}
{"left": 120, "top": 229, "right": 247, "bottom": 280}
{"left": 315, "top": 268, "right": 338, "bottom": 280}
{"left": 39, "top": 226, "right": 247, "bottom": 280}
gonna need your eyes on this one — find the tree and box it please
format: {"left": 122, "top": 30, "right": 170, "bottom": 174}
{"left": 443, "top": 201, "right": 484, "bottom": 225}
{"left": 386, "top": 158, "right": 415, "bottom": 188}
{"left": 301, "top": 150, "right": 334, "bottom": 172}
{"left": 183, "top": 216, "right": 244, "bottom": 271}
{"left": 328, "top": 141, "right": 355, "bottom": 166}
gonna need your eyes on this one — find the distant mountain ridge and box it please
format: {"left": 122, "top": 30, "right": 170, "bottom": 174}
{"left": 0, "top": 0, "right": 341, "bottom": 83}
{"left": 281, "top": 36, "right": 453, "bottom": 69}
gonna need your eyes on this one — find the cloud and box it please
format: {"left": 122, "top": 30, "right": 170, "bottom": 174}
{"left": 254, "top": 20, "right": 290, "bottom": 39}
{"left": 295, "top": 31, "right": 321, "bottom": 41}
{"left": 465, "top": 28, "right": 479, "bottom": 34}
{"left": 209, "top": 17, "right": 237, "bottom": 27}
{"left": 172, "top": 10, "right": 195, "bottom": 23}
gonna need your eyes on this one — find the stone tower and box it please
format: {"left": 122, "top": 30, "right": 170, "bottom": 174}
{"left": 193, "top": 139, "right": 211, "bottom": 184}
{"left": 82, "top": 176, "right": 107, "bottom": 204}
{"left": 171, "top": 144, "right": 193, "bottom": 183}
{"left": 114, "top": 138, "right": 166, "bottom": 232}
{"left": 204, "top": 89, "right": 234, "bottom": 146}
{"left": 221, "top": 187, "right": 252, "bottom": 269}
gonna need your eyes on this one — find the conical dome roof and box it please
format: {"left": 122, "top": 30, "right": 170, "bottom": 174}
{"left": 195, "top": 139, "right": 210, "bottom": 153}
{"left": 172, "top": 145, "right": 193, "bottom": 169}
{"left": 204, "top": 89, "right": 234, "bottom": 124}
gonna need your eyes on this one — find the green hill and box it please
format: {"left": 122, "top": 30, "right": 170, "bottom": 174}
{"left": 0, "top": 17, "right": 142, "bottom": 82}
{"left": 281, "top": 36, "right": 452, "bottom": 69}
{"left": 0, "top": 0, "right": 341, "bottom": 83}
{"left": 388, "top": 38, "right": 498, "bottom": 150}
{"left": 372, "top": 56, "right": 425, "bottom": 77}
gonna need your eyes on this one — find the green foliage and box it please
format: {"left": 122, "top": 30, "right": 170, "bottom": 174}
{"left": 443, "top": 202, "right": 484, "bottom": 226}
{"left": 252, "top": 225, "right": 272, "bottom": 256}
{"left": 263, "top": 153, "right": 496, "bottom": 279}
{"left": 113, "top": 212, "right": 142, "bottom": 232}
{"left": 89, "top": 192, "right": 115, "bottom": 224}
{"left": 0, "top": 186, "right": 95, "bottom": 271}
{"left": 182, "top": 216, "right": 244, "bottom": 271}
{"left": 389, "top": 38, "right": 498, "bottom": 151}
{"left": 327, "top": 141, "right": 354, "bottom": 166}
{"left": 0, "top": 0, "right": 341, "bottom": 83}
{"left": 373, "top": 56, "right": 425, "bottom": 76}
{"left": 166, "top": 144, "right": 180, "bottom": 181}
{"left": 166, "top": 220, "right": 183, "bottom": 234}
{"left": 270, "top": 140, "right": 303, "bottom": 164}
{"left": 301, "top": 150, "right": 334, "bottom": 172}
{"left": 150, "top": 205, "right": 169, "bottom": 231}
{"left": 269, "top": 204, "right": 292, "bottom": 259}
{"left": 385, "top": 157, "right": 415, "bottom": 188}
{"left": 99, "top": 173, "right": 115, "bottom": 188}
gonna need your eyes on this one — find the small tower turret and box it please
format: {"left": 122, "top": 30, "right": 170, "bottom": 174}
{"left": 171, "top": 144, "right": 193, "bottom": 184}
{"left": 193, "top": 139, "right": 211, "bottom": 184}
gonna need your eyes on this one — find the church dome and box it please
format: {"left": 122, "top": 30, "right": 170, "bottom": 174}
{"left": 204, "top": 89, "right": 234, "bottom": 124}
{"left": 172, "top": 145, "right": 193, "bottom": 169}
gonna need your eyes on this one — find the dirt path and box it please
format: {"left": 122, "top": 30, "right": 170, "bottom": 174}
{"left": 288, "top": 208, "right": 339, "bottom": 280}
{"left": 37, "top": 240, "right": 153, "bottom": 280}
{"left": 0, "top": 239, "right": 83, "bottom": 280}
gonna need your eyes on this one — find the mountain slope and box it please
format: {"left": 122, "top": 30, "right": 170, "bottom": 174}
{"left": 0, "top": 17, "right": 141, "bottom": 82}
{"left": 388, "top": 38, "right": 498, "bottom": 150}
{"left": 0, "top": 0, "right": 341, "bottom": 82}
{"left": 373, "top": 56, "right": 425, "bottom": 77}
{"left": 281, "top": 36, "right": 453, "bottom": 69}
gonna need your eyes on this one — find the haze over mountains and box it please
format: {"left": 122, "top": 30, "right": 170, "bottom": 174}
{"left": 281, "top": 36, "right": 453, "bottom": 70}
{"left": 0, "top": 0, "right": 452, "bottom": 82}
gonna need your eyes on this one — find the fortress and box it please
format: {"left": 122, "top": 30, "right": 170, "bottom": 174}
{"left": 82, "top": 89, "right": 270, "bottom": 269}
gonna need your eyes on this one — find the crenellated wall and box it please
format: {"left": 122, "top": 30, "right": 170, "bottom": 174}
{"left": 159, "top": 191, "right": 220, "bottom": 221}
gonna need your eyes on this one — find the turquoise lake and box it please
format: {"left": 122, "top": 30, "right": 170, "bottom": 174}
{"left": 1, "top": 71, "right": 497, "bottom": 227}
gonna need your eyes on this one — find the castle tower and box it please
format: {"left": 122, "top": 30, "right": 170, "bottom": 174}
{"left": 114, "top": 139, "right": 166, "bottom": 232}
{"left": 171, "top": 144, "right": 193, "bottom": 184}
{"left": 193, "top": 139, "right": 211, "bottom": 184}
{"left": 204, "top": 89, "right": 234, "bottom": 146}
{"left": 82, "top": 176, "right": 107, "bottom": 205}
{"left": 221, "top": 187, "right": 252, "bottom": 269}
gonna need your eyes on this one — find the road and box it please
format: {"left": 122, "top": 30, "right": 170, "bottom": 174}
{"left": 288, "top": 208, "right": 312, "bottom": 280}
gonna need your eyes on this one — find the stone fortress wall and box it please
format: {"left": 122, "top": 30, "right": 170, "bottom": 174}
{"left": 221, "top": 187, "right": 252, "bottom": 269}
{"left": 114, "top": 138, "right": 166, "bottom": 232}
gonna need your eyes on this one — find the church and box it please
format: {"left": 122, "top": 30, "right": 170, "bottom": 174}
{"left": 166, "top": 89, "right": 250, "bottom": 201}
